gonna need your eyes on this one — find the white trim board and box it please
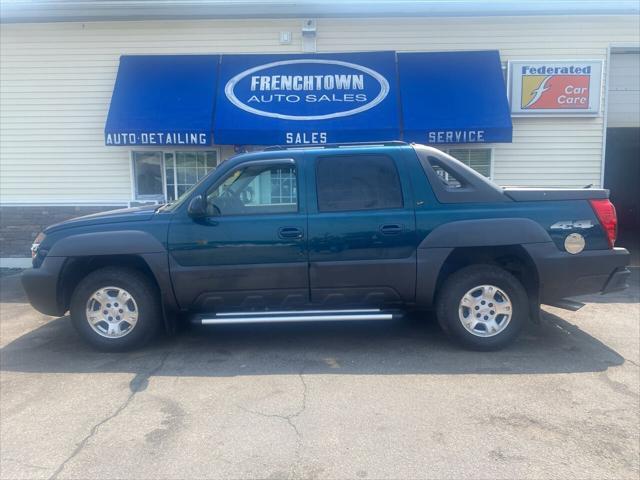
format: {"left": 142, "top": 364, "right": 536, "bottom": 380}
{"left": 0, "top": 203, "right": 128, "bottom": 207}
{"left": 2, "top": 1, "right": 638, "bottom": 24}
{"left": 0, "top": 258, "right": 31, "bottom": 269}
{"left": 601, "top": 46, "right": 612, "bottom": 187}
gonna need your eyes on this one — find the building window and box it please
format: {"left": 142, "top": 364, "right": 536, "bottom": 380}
{"left": 447, "top": 148, "right": 492, "bottom": 179}
{"left": 165, "top": 151, "right": 218, "bottom": 201}
{"left": 132, "top": 151, "right": 164, "bottom": 200}
{"left": 268, "top": 167, "right": 297, "bottom": 205}
{"left": 132, "top": 150, "right": 219, "bottom": 202}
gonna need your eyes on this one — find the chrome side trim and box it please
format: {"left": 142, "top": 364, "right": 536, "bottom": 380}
{"left": 200, "top": 313, "right": 393, "bottom": 325}
{"left": 215, "top": 308, "right": 381, "bottom": 317}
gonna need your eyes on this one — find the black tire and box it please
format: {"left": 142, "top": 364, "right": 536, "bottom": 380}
{"left": 436, "top": 264, "right": 528, "bottom": 350}
{"left": 70, "top": 267, "right": 160, "bottom": 351}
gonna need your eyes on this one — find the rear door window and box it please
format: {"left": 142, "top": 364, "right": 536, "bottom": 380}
{"left": 315, "top": 154, "right": 403, "bottom": 212}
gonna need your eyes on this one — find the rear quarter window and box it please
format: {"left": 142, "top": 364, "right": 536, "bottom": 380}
{"left": 413, "top": 146, "right": 506, "bottom": 204}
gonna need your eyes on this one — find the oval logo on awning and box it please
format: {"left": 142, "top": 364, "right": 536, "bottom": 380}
{"left": 224, "top": 59, "right": 390, "bottom": 121}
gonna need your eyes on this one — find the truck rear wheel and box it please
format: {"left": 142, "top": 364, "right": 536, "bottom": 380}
{"left": 436, "top": 265, "right": 528, "bottom": 350}
{"left": 70, "top": 267, "right": 160, "bottom": 351}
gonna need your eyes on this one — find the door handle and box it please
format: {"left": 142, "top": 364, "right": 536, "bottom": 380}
{"left": 278, "top": 226, "right": 304, "bottom": 239}
{"left": 379, "top": 224, "right": 403, "bottom": 235}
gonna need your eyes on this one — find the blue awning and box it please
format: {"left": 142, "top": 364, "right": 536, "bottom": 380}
{"left": 105, "top": 55, "right": 220, "bottom": 146}
{"left": 104, "top": 51, "right": 513, "bottom": 147}
{"left": 398, "top": 50, "right": 512, "bottom": 144}
{"left": 213, "top": 51, "right": 400, "bottom": 145}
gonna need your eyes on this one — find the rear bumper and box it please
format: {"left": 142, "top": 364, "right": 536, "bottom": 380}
{"left": 601, "top": 266, "right": 632, "bottom": 294}
{"left": 21, "top": 257, "right": 67, "bottom": 316}
{"left": 524, "top": 244, "right": 631, "bottom": 303}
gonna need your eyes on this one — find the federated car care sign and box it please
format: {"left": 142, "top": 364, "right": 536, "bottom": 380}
{"left": 214, "top": 52, "right": 400, "bottom": 145}
{"left": 509, "top": 60, "right": 603, "bottom": 115}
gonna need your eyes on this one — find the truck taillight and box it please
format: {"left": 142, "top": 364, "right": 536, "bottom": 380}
{"left": 589, "top": 199, "right": 617, "bottom": 248}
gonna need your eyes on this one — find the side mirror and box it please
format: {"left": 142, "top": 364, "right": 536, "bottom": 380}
{"left": 187, "top": 195, "right": 207, "bottom": 218}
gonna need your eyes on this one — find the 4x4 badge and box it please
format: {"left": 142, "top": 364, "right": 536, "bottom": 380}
{"left": 550, "top": 220, "right": 594, "bottom": 230}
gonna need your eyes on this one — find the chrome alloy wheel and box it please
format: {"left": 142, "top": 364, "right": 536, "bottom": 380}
{"left": 85, "top": 286, "right": 139, "bottom": 339}
{"left": 458, "top": 284, "right": 512, "bottom": 337}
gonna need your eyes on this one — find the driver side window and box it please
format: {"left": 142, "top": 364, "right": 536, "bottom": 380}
{"left": 206, "top": 162, "right": 298, "bottom": 216}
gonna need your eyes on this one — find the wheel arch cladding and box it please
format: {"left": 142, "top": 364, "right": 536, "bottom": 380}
{"left": 416, "top": 218, "right": 547, "bottom": 309}
{"left": 47, "top": 230, "right": 166, "bottom": 257}
{"left": 436, "top": 245, "right": 539, "bottom": 294}
{"left": 419, "top": 218, "right": 552, "bottom": 249}
{"left": 54, "top": 248, "right": 178, "bottom": 332}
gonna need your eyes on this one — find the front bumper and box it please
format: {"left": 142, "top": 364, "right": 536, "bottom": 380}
{"left": 524, "top": 244, "right": 631, "bottom": 303}
{"left": 21, "top": 256, "right": 67, "bottom": 316}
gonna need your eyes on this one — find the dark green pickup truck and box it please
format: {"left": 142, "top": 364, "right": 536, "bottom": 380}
{"left": 22, "top": 142, "right": 631, "bottom": 351}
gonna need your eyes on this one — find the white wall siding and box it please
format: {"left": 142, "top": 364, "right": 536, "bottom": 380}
{"left": 1, "top": 16, "right": 639, "bottom": 203}
{"left": 493, "top": 118, "right": 605, "bottom": 187}
{"left": 316, "top": 16, "right": 639, "bottom": 188}
{"left": 0, "top": 19, "right": 304, "bottom": 204}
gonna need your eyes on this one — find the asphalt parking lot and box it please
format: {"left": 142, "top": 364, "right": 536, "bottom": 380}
{"left": 1, "top": 269, "right": 638, "bottom": 480}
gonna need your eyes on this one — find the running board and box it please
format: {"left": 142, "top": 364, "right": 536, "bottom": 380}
{"left": 192, "top": 308, "right": 401, "bottom": 325}
{"left": 546, "top": 299, "right": 586, "bottom": 311}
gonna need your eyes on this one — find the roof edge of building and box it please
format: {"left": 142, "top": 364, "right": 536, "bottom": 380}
{"left": 1, "top": 0, "right": 639, "bottom": 24}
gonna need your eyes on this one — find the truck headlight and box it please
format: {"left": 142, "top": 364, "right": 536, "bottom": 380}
{"left": 31, "top": 232, "right": 46, "bottom": 259}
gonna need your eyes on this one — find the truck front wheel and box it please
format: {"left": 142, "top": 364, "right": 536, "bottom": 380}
{"left": 436, "top": 265, "right": 528, "bottom": 350}
{"left": 70, "top": 267, "right": 160, "bottom": 351}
